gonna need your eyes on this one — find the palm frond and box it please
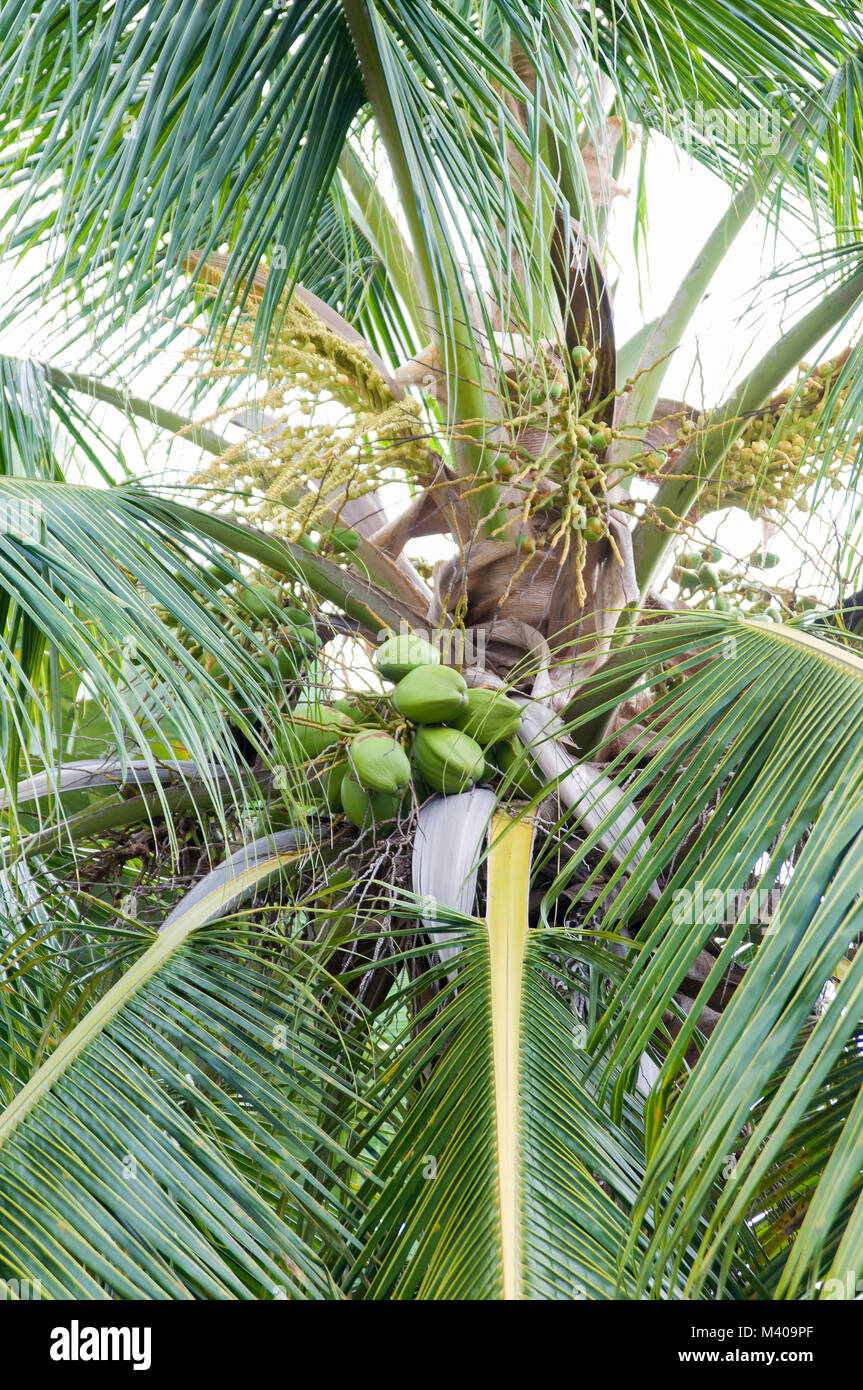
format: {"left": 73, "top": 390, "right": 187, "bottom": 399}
{"left": 545, "top": 612, "right": 863, "bottom": 1296}
{"left": 346, "top": 812, "right": 694, "bottom": 1300}
{"left": 0, "top": 832, "right": 364, "bottom": 1299}
{"left": 0, "top": 474, "right": 298, "bottom": 831}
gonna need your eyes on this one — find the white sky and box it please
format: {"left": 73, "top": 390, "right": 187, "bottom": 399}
{"left": 607, "top": 137, "right": 860, "bottom": 599}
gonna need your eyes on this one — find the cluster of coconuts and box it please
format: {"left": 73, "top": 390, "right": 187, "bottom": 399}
{"left": 672, "top": 545, "right": 817, "bottom": 621}
{"left": 155, "top": 566, "right": 322, "bottom": 690}
{"left": 210, "top": 579, "right": 322, "bottom": 686}
{"left": 498, "top": 344, "right": 614, "bottom": 547}
{"left": 286, "top": 634, "right": 544, "bottom": 831}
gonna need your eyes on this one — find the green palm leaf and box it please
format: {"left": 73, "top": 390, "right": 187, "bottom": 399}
{"left": 0, "top": 474, "right": 292, "bottom": 825}
{"left": 348, "top": 812, "right": 692, "bottom": 1300}
{"left": 0, "top": 832, "right": 363, "bottom": 1299}
{"left": 545, "top": 613, "right": 863, "bottom": 1297}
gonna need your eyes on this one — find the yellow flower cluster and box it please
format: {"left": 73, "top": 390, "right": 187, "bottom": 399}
{"left": 190, "top": 297, "right": 425, "bottom": 536}
{"left": 494, "top": 347, "right": 621, "bottom": 562}
{"left": 698, "top": 355, "right": 855, "bottom": 517}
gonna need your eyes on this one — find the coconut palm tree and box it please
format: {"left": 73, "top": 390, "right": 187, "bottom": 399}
{"left": 1, "top": 0, "right": 863, "bottom": 1299}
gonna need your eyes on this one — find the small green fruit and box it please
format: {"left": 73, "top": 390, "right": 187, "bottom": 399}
{"left": 274, "top": 646, "right": 299, "bottom": 679}
{"left": 290, "top": 701, "right": 350, "bottom": 759}
{"left": 412, "top": 726, "right": 485, "bottom": 794}
{"left": 329, "top": 526, "right": 361, "bottom": 553}
{"left": 282, "top": 606, "right": 317, "bottom": 633}
{"left": 494, "top": 740, "right": 544, "bottom": 797}
{"left": 375, "top": 633, "right": 441, "bottom": 682}
{"left": 340, "top": 773, "right": 400, "bottom": 829}
{"left": 392, "top": 665, "right": 467, "bottom": 723}
{"left": 312, "top": 758, "right": 348, "bottom": 813}
{"left": 348, "top": 731, "right": 411, "bottom": 794}
{"left": 449, "top": 687, "right": 523, "bottom": 746}
{"left": 333, "top": 697, "right": 361, "bottom": 722}
{"left": 676, "top": 567, "right": 700, "bottom": 591}
{"left": 242, "top": 582, "right": 276, "bottom": 623}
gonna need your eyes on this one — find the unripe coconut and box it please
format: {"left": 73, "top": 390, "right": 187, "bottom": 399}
{"left": 348, "top": 731, "right": 411, "bottom": 794}
{"left": 282, "top": 606, "right": 317, "bottom": 635}
{"left": 333, "top": 697, "right": 361, "bottom": 722}
{"left": 392, "top": 665, "right": 467, "bottom": 723}
{"left": 676, "top": 567, "right": 700, "bottom": 591}
{"left": 449, "top": 687, "right": 523, "bottom": 746}
{"left": 315, "top": 758, "right": 349, "bottom": 813}
{"left": 412, "top": 726, "right": 485, "bottom": 794}
{"left": 493, "top": 740, "right": 544, "bottom": 798}
{"left": 241, "top": 582, "right": 277, "bottom": 623}
{"left": 329, "top": 526, "right": 361, "bottom": 553}
{"left": 282, "top": 612, "right": 320, "bottom": 663}
{"left": 376, "top": 633, "right": 441, "bottom": 682}
{"left": 340, "top": 773, "right": 401, "bottom": 829}
{"left": 290, "top": 700, "right": 350, "bottom": 759}
{"left": 273, "top": 646, "right": 299, "bottom": 680}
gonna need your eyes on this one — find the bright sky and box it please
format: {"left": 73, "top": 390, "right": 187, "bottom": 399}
{"left": 609, "top": 137, "right": 860, "bottom": 600}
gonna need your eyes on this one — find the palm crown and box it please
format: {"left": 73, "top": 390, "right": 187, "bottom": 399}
{"left": 1, "top": 0, "right": 863, "bottom": 1299}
